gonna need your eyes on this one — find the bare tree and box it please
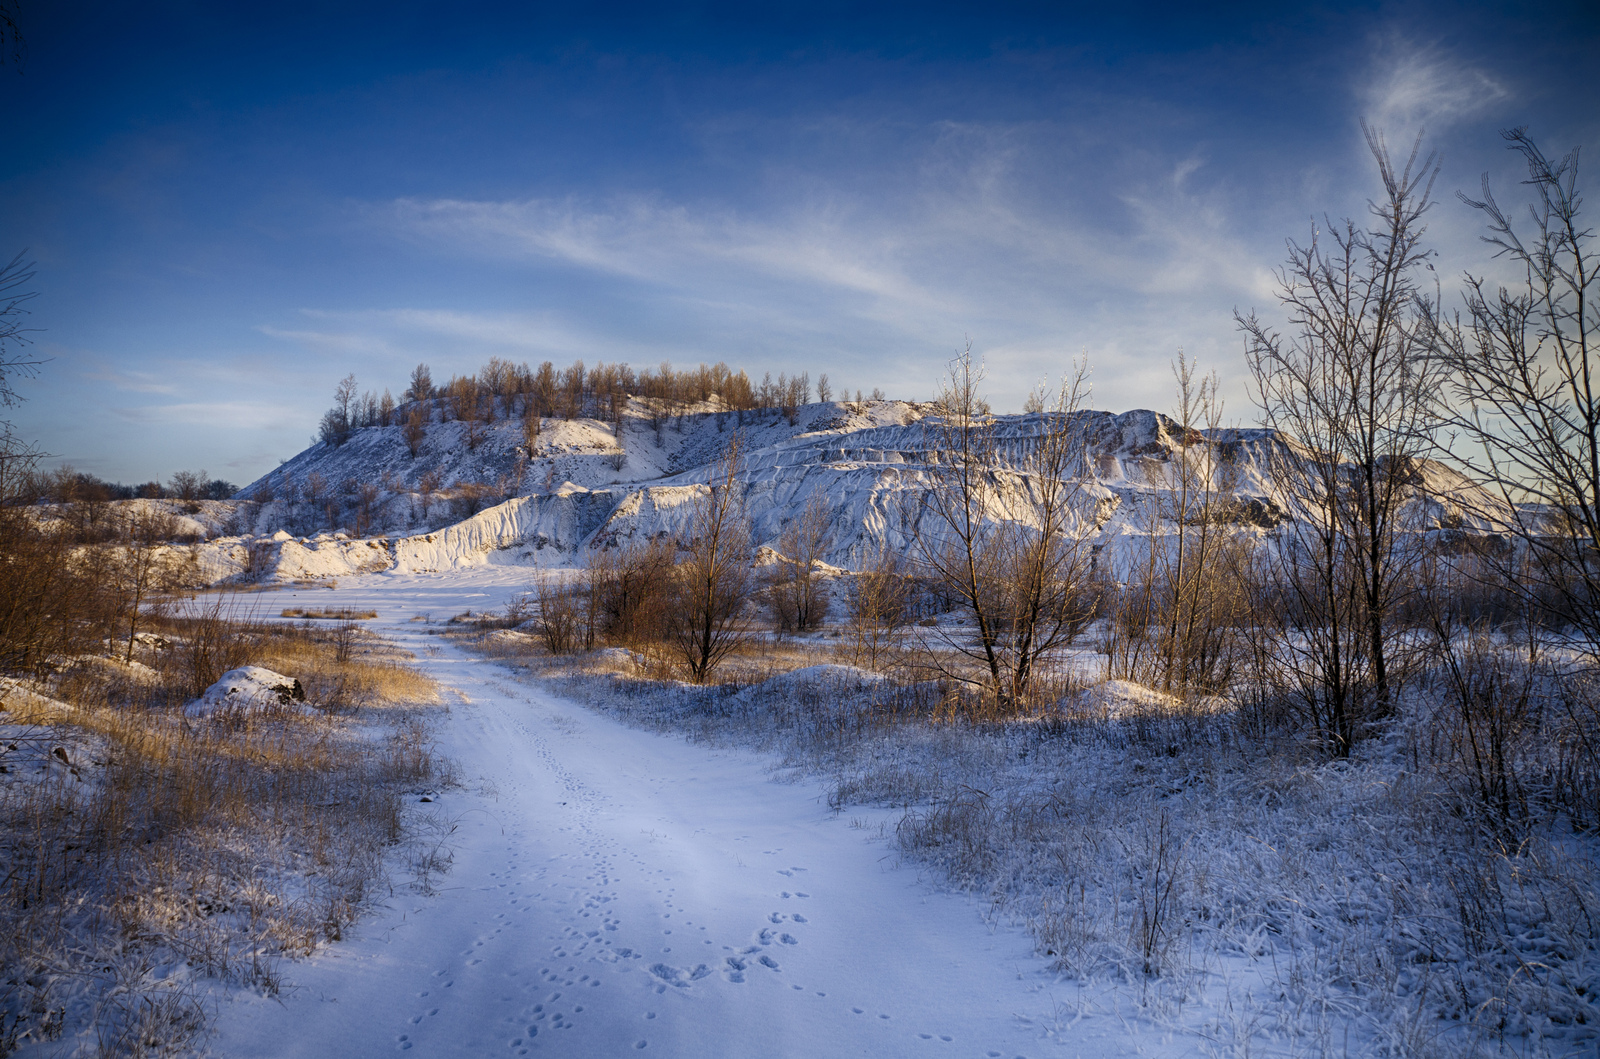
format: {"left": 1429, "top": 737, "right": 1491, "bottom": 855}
{"left": 481, "top": 357, "right": 515, "bottom": 419}
{"left": 403, "top": 404, "right": 428, "bottom": 457}
{"left": 521, "top": 401, "right": 542, "bottom": 458}
{"left": 768, "top": 494, "right": 833, "bottom": 632}
{"left": 0, "top": 252, "right": 44, "bottom": 493}
{"left": 669, "top": 439, "right": 752, "bottom": 682}
{"left": 1101, "top": 359, "right": 1246, "bottom": 695}
{"left": 1434, "top": 128, "right": 1600, "bottom": 655}
{"left": 589, "top": 537, "right": 675, "bottom": 647}
{"left": 1157, "top": 355, "right": 1247, "bottom": 693}
{"left": 535, "top": 572, "right": 584, "bottom": 654}
{"left": 845, "top": 544, "right": 909, "bottom": 670}
{"left": 0, "top": 251, "right": 41, "bottom": 408}
{"left": 1237, "top": 124, "right": 1444, "bottom": 753}
{"left": 303, "top": 472, "right": 332, "bottom": 531}
{"left": 404, "top": 362, "right": 434, "bottom": 405}
{"left": 446, "top": 376, "right": 479, "bottom": 423}
{"left": 352, "top": 482, "right": 383, "bottom": 536}
{"left": 417, "top": 469, "right": 440, "bottom": 519}
{"left": 168, "top": 469, "right": 205, "bottom": 502}
{"left": 1, "top": 0, "right": 24, "bottom": 71}
{"left": 334, "top": 373, "right": 358, "bottom": 424}
{"left": 0, "top": 511, "right": 86, "bottom": 675}
{"left": 115, "top": 509, "right": 185, "bottom": 664}
{"left": 917, "top": 345, "right": 1095, "bottom": 710}
{"left": 816, "top": 374, "right": 833, "bottom": 404}
{"left": 317, "top": 374, "right": 359, "bottom": 446}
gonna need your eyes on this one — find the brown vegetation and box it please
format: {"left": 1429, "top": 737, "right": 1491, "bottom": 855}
{"left": 280, "top": 607, "right": 379, "bottom": 620}
{"left": 1237, "top": 128, "right": 1447, "bottom": 754}
{"left": 667, "top": 441, "right": 753, "bottom": 682}
{"left": 765, "top": 494, "right": 833, "bottom": 634}
{"left": 0, "top": 601, "right": 444, "bottom": 1054}
{"left": 915, "top": 346, "right": 1095, "bottom": 711}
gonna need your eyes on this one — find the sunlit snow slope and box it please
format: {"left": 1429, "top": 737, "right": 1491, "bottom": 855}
{"left": 195, "top": 398, "right": 1508, "bottom": 584}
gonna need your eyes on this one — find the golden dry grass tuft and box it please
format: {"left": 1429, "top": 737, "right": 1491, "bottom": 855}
{"left": 279, "top": 607, "right": 378, "bottom": 620}
{"left": 0, "top": 610, "right": 446, "bottom": 1056}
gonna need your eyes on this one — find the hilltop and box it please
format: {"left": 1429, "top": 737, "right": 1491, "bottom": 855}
{"left": 154, "top": 394, "right": 1510, "bottom": 585}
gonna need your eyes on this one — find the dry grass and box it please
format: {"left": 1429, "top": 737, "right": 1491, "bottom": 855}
{"left": 279, "top": 607, "right": 378, "bottom": 620}
{"left": 0, "top": 610, "right": 447, "bottom": 1057}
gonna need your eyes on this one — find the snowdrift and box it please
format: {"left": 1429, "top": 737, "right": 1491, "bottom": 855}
{"left": 185, "top": 666, "right": 310, "bottom": 719}
{"left": 393, "top": 483, "right": 622, "bottom": 572}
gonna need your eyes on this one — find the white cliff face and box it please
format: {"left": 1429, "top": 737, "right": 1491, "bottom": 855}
{"left": 190, "top": 399, "right": 1512, "bottom": 584}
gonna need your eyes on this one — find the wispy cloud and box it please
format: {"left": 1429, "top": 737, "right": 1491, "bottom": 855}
{"left": 277, "top": 307, "right": 703, "bottom": 366}
{"left": 256, "top": 325, "right": 399, "bottom": 356}
{"left": 342, "top": 121, "right": 1309, "bottom": 416}
{"left": 386, "top": 195, "right": 940, "bottom": 313}
{"left": 1362, "top": 38, "right": 1509, "bottom": 135}
{"left": 113, "top": 400, "right": 304, "bottom": 429}
{"left": 377, "top": 147, "right": 1274, "bottom": 351}
{"left": 77, "top": 367, "right": 179, "bottom": 395}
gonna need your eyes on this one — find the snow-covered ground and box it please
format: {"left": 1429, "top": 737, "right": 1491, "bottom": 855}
{"left": 208, "top": 570, "right": 1130, "bottom": 1059}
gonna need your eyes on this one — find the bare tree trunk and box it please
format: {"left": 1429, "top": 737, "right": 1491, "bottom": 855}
{"left": 845, "top": 545, "right": 908, "bottom": 670}
{"left": 1151, "top": 354, "right": 1243, "bottom": 695}
{"left": 769, "top": 494, "right": 834, "bottom": 632}
{"left": 1435, "top": 128, "right": 1600, "bottom": 658}
{"left": 917, "top": 345, "right": 1095, "bottom": 712}
{"left": 670, "top": 439, "right": 752, "bottom": 682}
{"left": 1237, "top": 125, "right": 1443, "bottom": 754}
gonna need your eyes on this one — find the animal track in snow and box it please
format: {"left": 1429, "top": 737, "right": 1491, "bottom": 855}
{"left": 648, "top": 962, "right": 710, "bottom": 987}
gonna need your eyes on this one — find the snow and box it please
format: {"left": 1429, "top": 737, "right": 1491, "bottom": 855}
{"left": 1069, "top": 678, "right": 1180, "bottom": 718}
{"left": 194, "top": 399, "right": 1515, "bottom": 588}
{"left": 766, "top": 663, "right": 887, "bottom": 687}
{"left": 392, "top": 483, "right": 621, "bottom": 573}
{"left": 184, "top": 564, "right": 1598, "bottom": 1058}
{"left": 0, "top": 676, "right": 76, "bottom": 715}
{"left": 185, "top": 666, "right": 309, "bottom": 719}
{"left": 275, "top": 535, "right": 395, "bottom": 580}
{"left": 204, "top": 571, "right": 1123, "bottom": 1058}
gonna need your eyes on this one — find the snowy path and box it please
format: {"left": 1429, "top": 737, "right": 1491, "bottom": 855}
{"left": 208, "top": 572, "right": 1115, "bottom": 1058}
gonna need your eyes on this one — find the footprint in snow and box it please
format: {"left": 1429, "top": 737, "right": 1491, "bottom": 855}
{"left": 649, "top": 963, "right": 710, "bottom": 987}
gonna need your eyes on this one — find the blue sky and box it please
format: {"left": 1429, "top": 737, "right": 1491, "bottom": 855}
{"left": 3, "top": 1, "right": 1596, "bottom": 486}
